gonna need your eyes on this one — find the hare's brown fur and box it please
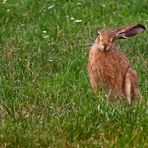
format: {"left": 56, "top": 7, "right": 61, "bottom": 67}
{"left": 88, "top": 24, "right": 146, "bottom": 104}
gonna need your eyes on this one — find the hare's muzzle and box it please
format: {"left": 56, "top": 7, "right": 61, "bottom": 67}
{"left": 102, "top": 43, "right": 112, "bottom": 51}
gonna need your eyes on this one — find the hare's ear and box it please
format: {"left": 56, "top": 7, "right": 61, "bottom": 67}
{"left": 114, "top": 24, "right": 146, "bottom": 39}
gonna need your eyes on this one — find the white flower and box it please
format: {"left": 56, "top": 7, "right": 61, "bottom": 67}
{"left": 70, "top": 17, "right": 75, "bottom": 20}
{"left": 77, "top": 3, "right": 82, "bottom": 5}
{"left": 2, "top": 0, "right": 7, "bottom": 4}
{"left": 48, "top": 5, "right": 54, "bottom": 10}
{"left": 43, "top": 30, "right": 47, "bottom": 34}
{"left": 74, "top": 19, "right": 82, "bottom": 23}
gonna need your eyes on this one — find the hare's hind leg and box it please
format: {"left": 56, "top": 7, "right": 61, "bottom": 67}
{"left": 125, "top": 68, "right": 139, "bottom": 104}
{"left": 125, "top": 73, "right": 132, "bottom": 104}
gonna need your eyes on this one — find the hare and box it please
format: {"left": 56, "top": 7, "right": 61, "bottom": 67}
{"left": 88, "top": 24, "right": 146, "bottom": 104}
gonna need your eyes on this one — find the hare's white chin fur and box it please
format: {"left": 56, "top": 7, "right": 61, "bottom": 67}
{"left": 105, "top": 46, "right": 112, "bottom": 51}
{"left": 96, "top": 43, "right": 111, "bottom": 52}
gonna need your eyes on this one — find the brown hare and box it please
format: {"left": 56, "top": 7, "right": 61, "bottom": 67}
{"left": 88, "top": 24, "right": 146, "bottom": 104}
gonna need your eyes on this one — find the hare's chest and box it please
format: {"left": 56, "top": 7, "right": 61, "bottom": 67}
{"left": 89, "top": 51, "right": 124, "bottom": 83}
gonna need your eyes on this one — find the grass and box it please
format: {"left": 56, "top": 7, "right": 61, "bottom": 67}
{"left": 0, "top": 0, "right": 148, "bottom": 147}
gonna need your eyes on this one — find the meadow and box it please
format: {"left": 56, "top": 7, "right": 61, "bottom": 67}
{"left": 0, "top": 0, "right": 148, "bottom": 147}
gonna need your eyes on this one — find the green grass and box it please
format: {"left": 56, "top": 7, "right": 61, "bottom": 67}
{"left": 0, "top": 0, "right": 148, "bottom": 147}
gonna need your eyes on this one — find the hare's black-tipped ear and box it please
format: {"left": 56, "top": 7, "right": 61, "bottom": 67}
{"left": 114, "top": 24, "right": 146, "bottom": 39}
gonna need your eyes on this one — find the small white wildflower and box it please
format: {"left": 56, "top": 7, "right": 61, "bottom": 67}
{"left": 77, "top": 3, "right": 82, "bottom": 5}
{"left": 70, "top": 17, "right": 75, "bottom": 20}
{"left": 74, "top": 19, "right": 82, "bottom": 23}
{"left": 48, "top": 5, "right": 54, "bottom": 10}
{"left": 7, "top": 9, "right": 10, "bottom": 12}
{"left": 3, "top": 0, "right": 7, "bottom": 4}
{"left": 43, "top": 30, "right": 47, "bottom": 34}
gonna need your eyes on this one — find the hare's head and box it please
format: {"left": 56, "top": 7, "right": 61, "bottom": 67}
{"left": 97, "top": 24, "right": 146, "bottom": 52}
